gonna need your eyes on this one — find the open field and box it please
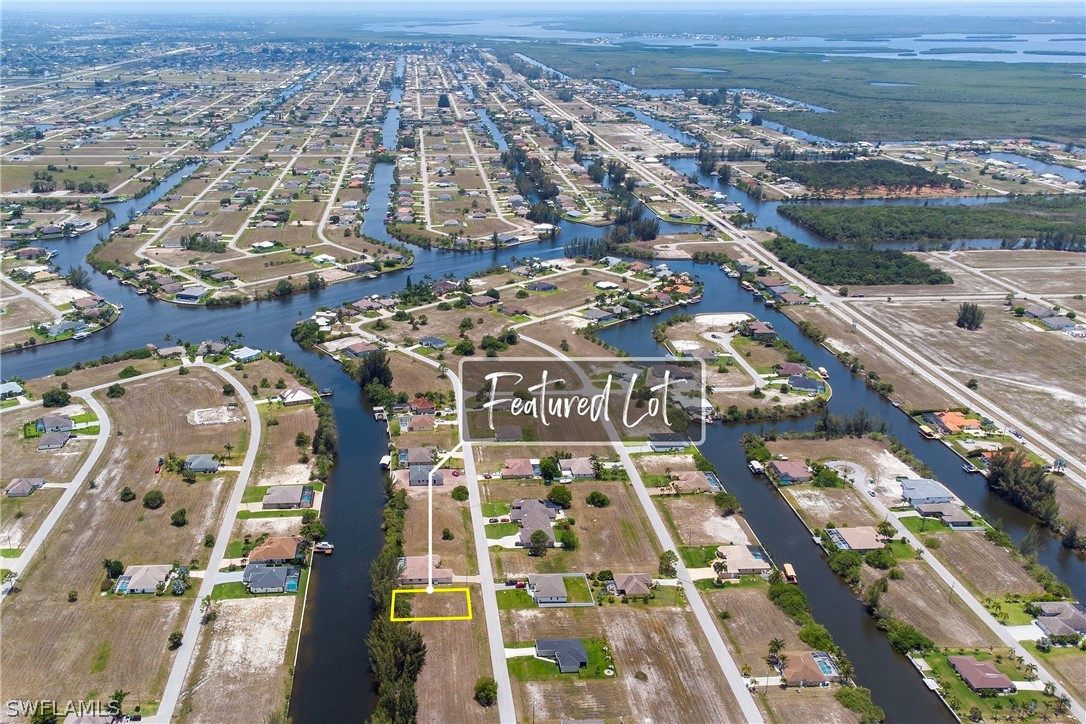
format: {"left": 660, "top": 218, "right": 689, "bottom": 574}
{"left": 506, "top": 43, "right": 1086, "bottom": 144}
{"left": 656, "top": 494, "right": 754, "bottom": 547}
{"left": 1023, "top": 642, "right": 1086, "bottom": 707}
{"left": 858, "top": 299, "right": 1086, "bottom": 462}
{"left": 389, "top": 351, "right": 453, "bottom": 397}
{"left": 782, "top": 485, "right": 882, "bottom": 529}
{"left": 178, "top": 596, "right": 296, "bottom": 723}
{"left": 23, "top": 356, "right": 181, "bottom": 397}
{"left": 923, "top": 529, "right": 1043, "bottom": 598}
{"left": 402, "top": 484, "right": 477, "bottom": 576}
{"left": 0, "top": 296, "right": 54, "bottom": 331}
{"left": 0, "top": 368, "right": 247, "bottom": 707}
{"left": 500, "top": 605, "right": 744, "bottom": 722}
{"left": 414, "top": 585, "right": 499, "bottom": 724}
{"left": 484, "top": 480, "right": 659, "bottom": 578}
{"left": 858, "top": 562, "right": 999, "bottom": 648}
{"left": 253, "top": 405, "right": 317, "bottom": 486}
{"left": 1, "top": 403, "right": 96, "bottom": 480}
{"left": 0, "top": 487, "right": 63, "bottom": 549}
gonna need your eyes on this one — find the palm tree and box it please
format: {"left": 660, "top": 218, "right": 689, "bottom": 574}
{"left": 768, "top": 638, "right": 785, "bottom": 661}
{"left": 1024, "top": 663, "right": 1037, "bottom": 680}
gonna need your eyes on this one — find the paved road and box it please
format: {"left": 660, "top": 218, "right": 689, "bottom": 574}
{"left": 520, "top": 332, "right": 765, "bottom": 723}
{"left": 840, "top": 465, "right": 1086, "bottom": 719}
{"left": 154, "top": 361, "right": 262, "bottom": 723}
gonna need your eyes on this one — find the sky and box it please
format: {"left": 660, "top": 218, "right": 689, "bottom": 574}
{"left": 4, "top": 0, "right": 1084, "bottom": 11}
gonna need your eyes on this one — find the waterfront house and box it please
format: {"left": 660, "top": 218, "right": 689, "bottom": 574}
{"left": 409, "top": 397, "right": 436, "bottom": 414}
{"left": 769, "top": 460, "right": 811, "bottom": 484}
{"left": 826, "top": 526, "right": 883, "bottom": 552}
{"left": 407, "top": 447, "right": 441, "bottom": 486}
{"left": 229, "top": 346, "right": 262, "bottom": 363}
{"left": 535, "top": 639, "right": 588, "bottom": 673}
{"left": 243, "top": 563, "right": 301, "bottom": 594}
{"left": 261, "top": 484, "right": 313, "bottom": 510}
{"left": 901, "top": 478, "right": 952, "bottom": 506}
{"left": 948, "top": 656, "right": 1015, "bottom": 694}
{"left": 782, "top": 651, "right": 839, "bottom": 687}
{"left": 0, "top": 381, "right": 24, "bottom": 399}
{"left": 398, "top": 555, "right": 453, "bottom": 586}
{"left": 279, "top": 387, "right": 314, "bottom": 406}
{"left": 914, "top": 502, "right": 974, "bottom": 528}
{"left": 714, "top": 545, "right": 772, "bottom": 577}
{"left": 248, "top": 536, "right": 305, "bottom": 564}
{"left": 776, "top": 362, "right": 808, "bottom": 377}
{"left": 788, "top": 375, "right": 825, "bottom": 395}
{"left": 748, "top": 321, "right": 777, "bottom": 342}
{"left": 1033, "top": 602, "right": 1086, "bottom": 639}
{"left": 581, "top": 308, "right": 614, "bottom": 324}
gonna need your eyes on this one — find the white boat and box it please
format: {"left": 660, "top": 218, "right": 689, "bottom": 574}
{"left": 314, "top": 541, "right": 334, "bottom": 554}
{"left": 747, "top": 460, "right": 764, "bottom": 475}
{"left": 379, "top": 454, "right": 391, "bottom": 469}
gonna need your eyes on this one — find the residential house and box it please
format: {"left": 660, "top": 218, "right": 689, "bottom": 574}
{"left": 769, "top": 460, "right": 811, "bottom": 484}
{"left": 535, "top": 639, "right": 588, "bottom": 674}
{"left": 409, "top": 397, "right": 436, "bottom": 414}
{"left": 948, "top": 656, "right": 1015, "bottom": 694}
{"left": 527, "top": 280, "right": 557, "bottom": 292}
{"left": 788, "top": 375, "right": 825, "bottom": 395}
{"left": 343, "top": 342, "right": 378, "bottom": 357}
{"left": 248, "top": 536, "right": 305, "bottom": 564}
{"left": 184, "top": 454, "right": 220, "bottom": 473}
{"left": 776, "top": 362, "right": 808, "bottom": 377}
{"left": 649, "top": 432, "right": 689, "bottom": 452}
{"left": 748, "top": 321, "right": 777, "bottom": 342}
{"left": 407, "top": 415, "right": 436, "bottom": 432}
{"left": 229, "top": 346, "right": 262, "bottom": 363}
{"left": 559, "top": 457, "right": 595, "bottom": 479}
{"left": 1023, "top": 305, "right": 1054, "bottom": 319}
{"left": 1042, "top": 316, "right": 1077, "bottom": 331}
{"left": 6, "top": 478, "right": 45, "bottom": 497}
{"left": 581, "top": 308, "right": 614, "bottom": 324}
{"left": 1033, "top": 602, "right": 1086, "bottom": 639}
{"left": 714, "top": 545, "right": 772, "bottom": 577}
{"left": 419, "top": 336, "right": 448, "bottom": 350}
{"left": 279, "top": 387, "right": 315, "bottom": 406}
{"left": 120, "top": 564, "right": 172, "bottom": 594}
{"left": 671, "top": 470, "right": 714, "bottom": 493}
{"left": 37, "top": 432, "right": 70, "bottom": 450}
{"left": 613, "top": 573, "right": 652, "bottom": 597}
{"left": 933, "top": 411, "right": 981, "bottom": 434}
{"left": 37, "top": 415, "right": 73, "bottom": 433}
{"left": 901, "top": 478, "right": 952, "bottom": 506}
{"left": 782, "top": 651, "right": 839, "bottom": 687}
{"left": 261, "top": 484, "right": 313, "bottom": 510}
{"left": 826, "top": 526, "right": 884, "bottom": 552}
{"left": 511, "top": 498, "right": 559, "bottom": 548}
{"left": 243, "top": 563, "right": 301, "bottom": 594}
{"left": 398, "top": 554, "right": 454, "bottom": 586}
{"left": 470, "top": 295, "right": 498, "bottom": 307}
{"left": 155, "top": 345, "right": 186, "bottom": 359}
{"left": 527, "top": 574, "right": 567, "bottom": 603}
{"left": 501, "top": 459, "right": 535, "bottom": 479}
{"left": 0, "top": 381, "right": 24, "bottom": 399}
{"left": 499, "top": 304, "right": 529, "bottom": 317}
{"left": 914, "top": 502, "right": 974, "bottom": 528}
{"left": 407, "top": 447, "right": 441, "bottom": 486}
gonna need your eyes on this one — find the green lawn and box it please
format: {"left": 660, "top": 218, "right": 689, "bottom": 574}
{"left": 241, "top": 486, "right": 270, "bottom": 504}
{"left": 924, "top": 650, "right": 1055, "bottom": 720}
{"left": 886, "top": 539, "right": 916, "bottom": 560}
{"left": 606, "top": 583, "right": 686, "bottom": 606}
{"left": 507, "top": 638, "right": 614, "bottom": 680}
{"left": 679, "top": 545, "right": 719, "bottom": 569}
{"left": 210, "top": 581, "right": 251, "bottom": 600}
{"left": 71, "top": 412, "right": 98, "bottom": 424}
{"left": 482, "top": 501, "right": 510, "bottom": 518}
{"left": 1, "top": 399, "right": 19, "bottom": 409}
{"left": 563, "top": 575, "right": 594, "bottom": 604}
{"left": 237, "top": 510, "right": 308, "bottom": 519}
{"left": 984, "top": 596, "right": 1036, "bottom": 626}
{"left": 0, "top": 549, "right": 21, "bottom": 558}
{"left": 900, "top": 515, "right": 948, "bottom": 536}
{"left": 694, "top": 575, "right": 767, "bottom": 591}
{"left": 485, "top": 522, "right": 520, "bottom": 539}
{"left": 496, "top": 588, "right": 535, "bottom": 611}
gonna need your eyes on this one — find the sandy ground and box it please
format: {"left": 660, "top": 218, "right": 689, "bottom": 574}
{"left": 182, "top": 597, "right": 295, "bottom": 723}
{"left": 694, "top": 312, "right": 751, "bottom": 328}
{"left": 35, "top": 283, "right": 95, "bottom": 307}
{"left": 255, "top": 462, "right": 311, "bottom": 487}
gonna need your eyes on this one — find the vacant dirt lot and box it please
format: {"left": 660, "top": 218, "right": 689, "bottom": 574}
{"left": 23, "top": 356, "right": 181, "bottom": 397}
{"left": 783, "top": 486, "right": 882, "bottom": 529}
{"left": 0, "top": 487, "right": 62, "bottom": 548}
{"left": 657, "top": 495, "right": 753, "bottom": 547}
{"left": 518, "top": 318, "right": 620, "bottom": 360}
{"left": 763, "top": 686, "right": 859, "bottom": 724}
{"left": 403, "top": 484, "right": 477, "bottom": 576}
{"left": 782, "top": 305, "right": 956, "bottom": 412}
{"left": 254, "top": 405, "right": 316, "bottom": 486}
{"left": 503, "top": 605, "right": 744, "bottom": 722}
{"left": 486, "top": 480, "right": 659, "bottom": 579}
{"left": 0, "top": 368, "right": 247, "bottom": 707}
{"left": 926, "top": 529, "right": 1043, "bottom": 598}
{"left": 859, "top": 562, "right": 998, "bottom": 648}
{"left": 704, "top": 585, "right": 802, "bottom": 670}
{"left": 414, "top": 585, "right": 499, "bottom": 724}
{"left": 389, "top": 351, "right": 453, "bottom": 397}
{"left": 860, "top": 300, "right": 1085, "bottom": 461}
{"left": 179, "top": 596, "right": 296, "bottom": 724}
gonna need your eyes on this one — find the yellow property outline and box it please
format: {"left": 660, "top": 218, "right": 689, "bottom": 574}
{"left": 390, "top": 587, "right": 473, "bottom": 622}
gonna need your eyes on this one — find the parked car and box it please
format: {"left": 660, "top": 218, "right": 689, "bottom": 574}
{"left": 155, "top": 465, "right": 161, "bottom": 474}
{"left": 505, "top": 579, "right": 517, "bottom": 586}
{"left": 514, "top": 581, "right": 526, "bottom": 589}
{"left": 489, "top": 518, "right": 498, "bottom": 523}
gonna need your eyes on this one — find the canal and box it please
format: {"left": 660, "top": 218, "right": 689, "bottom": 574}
{"left": 2, "top": 68, "right": 1081, "bottom": 722}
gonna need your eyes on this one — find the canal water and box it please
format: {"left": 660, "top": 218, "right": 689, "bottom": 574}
{"left": 2, "top": 64, "right": 1081, "bottom": 722}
